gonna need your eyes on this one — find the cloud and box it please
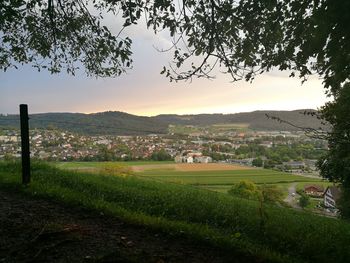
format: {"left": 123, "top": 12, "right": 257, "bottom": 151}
{"left": 0, "top": 11, "right": 329, "bottom": 116}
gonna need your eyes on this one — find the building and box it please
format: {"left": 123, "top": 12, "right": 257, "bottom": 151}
{"left": 174, "top": 155, "right": 193, "bottom": 163}
{"left": 186, "top": 156, "right": 194, "bottom": 163}
{"left": 282, "top": 161, "right": 306, "bottom": 170}
{"left": 174, "top": 155, "right": 183, "bottom": 163}
{"left": 323, "top": 186, "right": 341, "bottom": 209}
{"left": 194, "top": 156, "right": 213, "bottom": 163}
{"left": 304, "top": 185, "right": 324, "bottom": 197}
{"left": 174, "top": 151, "right": 212, "bottom": 163}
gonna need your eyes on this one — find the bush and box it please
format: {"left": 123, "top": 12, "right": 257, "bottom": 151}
{"left": 228, "top": 180, "right": 260, "bottom": 200}
{"left": 299, "top": 194, "right": 310, "bottom": 209}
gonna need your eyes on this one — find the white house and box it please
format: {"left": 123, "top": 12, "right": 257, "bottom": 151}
{"left": 194, "top": 156, "right": 213, "bottom": 163}
{"left": 186, "top": 156, "right": 194, "bottom": 163}
{"left": 324, "top": 186, "right": 341, "bottom": 209}
{"left": 174, "top": 151, "right": 212, "bottom": 164}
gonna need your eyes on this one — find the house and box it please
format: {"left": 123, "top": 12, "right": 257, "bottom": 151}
{"left": 185, "top": 156, "right": 194, "bottom": 163}
{"left": 304, "top": 159, "right": 318, "bottom": 171}
{"left": 259, "top": 142, "right": 273, "bottom": 148}
{"left": 282, "top": 161, "right": 306, "bottom": 170}
{"left": 174, "top": 155, "right": 183, "bottom": 163}
{"left": 186, "top": 152, "right": 202, "bottom": 157}
{"left": 229, "top": 158, "right": 253, "bottom": 166}
{"left": 194, "top": 156, "right": 213, "bottom": 163}
{"left": 175, "top": 154, "right": 212, "bottom": 163}
{"left": 323, "top": 186, "right": 341, "bottom": 209}
{"left": 304, "top": 185, "right": 324, "bottom": 197}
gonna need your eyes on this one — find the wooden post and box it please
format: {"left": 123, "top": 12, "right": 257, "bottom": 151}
{"left": 20, "top": 104, "right": 30, "bottom": 185}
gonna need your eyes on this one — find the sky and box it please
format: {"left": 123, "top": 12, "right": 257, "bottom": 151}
{"left": 0, "top": 15, "right": 329, "bottom": 117}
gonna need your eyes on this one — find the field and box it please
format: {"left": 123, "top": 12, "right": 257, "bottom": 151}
{"left": 135, "top": 163, "right": 325, "bottom": 193}
{"left": 130, "top": 163, "right": 254, "bottom": 172}
{"left": 168, "top": 123, "right": 250, "bottom": 135}
{"left": 57, "top": 161, "right": 326, "bottom": 194}
{"left": 209, "top": 123, "right": 249, "bottom": 132}
{"left": 57, "top": 161, "right": 174, "bottom": 169}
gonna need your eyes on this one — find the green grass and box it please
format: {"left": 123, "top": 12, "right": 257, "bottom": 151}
{"left": 306, "top": 198, "right": 322, "bottom": 209}
{"left": 168, "top": 125, "right": 201, "bottom": 134}
{"left": 57, "top": 162, "right": 326, "bottom": 195}
{"left": 168, "top": 123, "right": 250, "bottom": 135}
{"left": 56, "top": 161, "right": 174, "bottom": 169}
{"left": 1, "top": 161, "right": 350, "bottom": 263}
{"left": 209, "top": 123, "right": 249, "bottom": 132}
{"left": 199, "top": 183, "right": 294, "bottom": 195}
{"left": 137, "top": 169, "right": 324, "bottom": 186}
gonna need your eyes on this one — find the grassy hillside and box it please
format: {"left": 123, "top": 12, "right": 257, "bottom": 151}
{"left": 1, "top": 161, "right": 349, "bottom": 263}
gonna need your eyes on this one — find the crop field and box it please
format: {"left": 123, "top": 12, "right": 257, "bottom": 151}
{"left": 57, "top": 161, "right": 174, "bottom": 169}
{"left": 168, "top": 125, "right": 201, "bottom": 134}
{"left": 57, "top": 161, "right": 326, "bottom": 193}
{"left": 169, "top": 123, "right": 249, "bottom": 134}
{"left": 130, "top": 163, "right": 254, "bottom": 172}
{"left": 210, "top": 123, "right": 249, "bottom": 131}
{"left": 168, "top": 123, "right": 250, "bottom": 135}
{"left": 136, "top": 167, "right": 323, "bottom": 187}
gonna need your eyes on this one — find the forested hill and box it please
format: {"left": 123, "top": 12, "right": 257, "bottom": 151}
{"left": 0, "top": 109, "right": 326, "bottom": 135}
{"left": 0, "top": 111, "right": 168, "bottom": 135}
{"left": 154, "top": 110, "right": 325, "bottom": 131}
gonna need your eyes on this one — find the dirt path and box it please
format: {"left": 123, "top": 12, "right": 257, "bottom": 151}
{"left": 284, "top": 183, "right": 301, "bottom": 209}
{"left": 0, "top": 189, "right": 252, "bottom": 263}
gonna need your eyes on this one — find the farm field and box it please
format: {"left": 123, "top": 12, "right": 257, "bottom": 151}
{"left": 168, "top": 123, "right": 250, "bottom": 135}
{"left": 57, "top": 161, "right": 174, "bottom": 169}
{"left": 136, "top": 166, "right": 324, "bottom": 192}
{"left": 57, "top": 161, "right": 326, "bottom": 193}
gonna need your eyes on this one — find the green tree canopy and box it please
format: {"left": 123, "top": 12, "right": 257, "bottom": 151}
{"left": 299, "top": 194, "right": 310, "bottom": 209}
{"left": 2, "top": 1, "right": 349, "bottom": 94}
{"left": 228, "top": 180, "right": 260, "bottom": 200}
{"left": 151, "top": 0, "right": 350, "bottom": 95}
{"left": 259, "top": 184, "right": 283, "bottom": 203}
{"left": 317, "top": 84, "right": 350, "bottom": 185}
{"left": 228, "top": 181, "right": 283, "bottom": 203}
{"left": 0, "top": 0, "right": 137, "bottom": 76}
{"left": 252, "top": 158, "right": 263, "bottom": 167}
{"left": 151, "top": 149, "right": 172, "bottom": 161}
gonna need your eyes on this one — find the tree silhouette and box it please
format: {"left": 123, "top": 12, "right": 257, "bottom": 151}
{"left": 2, "top": 0, "right": 349, "bottom": 215}
{"left": 2, "top": 1, "right": 349, "bottom": 94}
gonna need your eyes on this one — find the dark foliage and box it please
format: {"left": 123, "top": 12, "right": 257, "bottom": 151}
{"left": 0, "top": 109, "right": 325, "bottom": 135}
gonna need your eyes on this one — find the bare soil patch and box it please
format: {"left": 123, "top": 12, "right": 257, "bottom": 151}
{"left": 0, "top": 189, "right": 251, "bottom": 263}
{"left": 131, "top": 163, "right": 255, "bottom": 172}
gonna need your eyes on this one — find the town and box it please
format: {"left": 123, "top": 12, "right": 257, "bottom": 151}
{"left": 0, "top": 125, "right": 327, "bottom": 175}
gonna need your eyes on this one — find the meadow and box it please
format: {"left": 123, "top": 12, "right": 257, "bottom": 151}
{"left": 168, "top": 123, "right": 249, "bottom": 135}
{"left": 57, "top": 161, "right": 326, "bottom": 194}
{"left": 0, "top": 161, "right": 349, "bottom": 263}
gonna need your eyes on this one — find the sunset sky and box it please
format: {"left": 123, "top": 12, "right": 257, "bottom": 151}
{"left": 0, "top": 18, "right": 329, "bottom": 116}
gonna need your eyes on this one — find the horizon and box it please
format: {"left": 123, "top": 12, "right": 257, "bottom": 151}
{"left": 0, "top": 107, "right": 318, "bottom": 118}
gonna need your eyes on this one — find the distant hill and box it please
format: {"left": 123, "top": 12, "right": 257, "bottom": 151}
{"left": 154, "top": 109, "right": 326, "bottom": 131}
{"left": 0, "top": 109, "right": 326, "bottom": 135}
{"left": 0, "top": 111, "right": 168, "bottom": 135}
